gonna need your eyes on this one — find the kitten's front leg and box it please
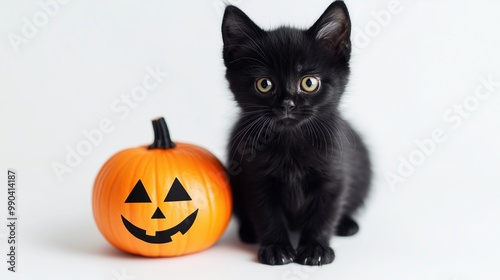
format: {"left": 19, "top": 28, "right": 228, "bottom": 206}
{"left": 256, "top": 213, "right": 296, "bottom": 265}
{"left": 296, "top": 187, "right": 341, "bottom": 265}
{"left": 251, "top": 181, "right": 296, "bottom": 265}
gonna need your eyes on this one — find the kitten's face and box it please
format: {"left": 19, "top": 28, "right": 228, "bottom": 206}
{"left": 222, "top": 1, "right": 352, "bottom": 129}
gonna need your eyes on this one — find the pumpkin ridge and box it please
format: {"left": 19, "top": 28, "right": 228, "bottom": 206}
{"left": 96, "top": 150, "right": 139, "bottom": 250}
{"left": 119, "top": 150, "right": 152, "bottom": 254}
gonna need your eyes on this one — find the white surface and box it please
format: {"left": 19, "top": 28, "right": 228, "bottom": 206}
{"left": 1, "top": 0, "right": 500, "bottom": 279}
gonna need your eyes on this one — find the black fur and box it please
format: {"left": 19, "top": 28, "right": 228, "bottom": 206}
{"left": 222, "top": 1, "right": 371, "bottom": 266}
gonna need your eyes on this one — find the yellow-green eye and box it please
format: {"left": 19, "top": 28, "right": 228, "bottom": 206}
{"left": 256, "top": 78, "right": 273, "bottom": 93}
{"left": 300, "top": 76, "right": 320, "bottom": 93}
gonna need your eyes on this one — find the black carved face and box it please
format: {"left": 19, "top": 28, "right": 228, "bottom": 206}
{"left": 121, "top": 178, "right": 199, "bottom": 244}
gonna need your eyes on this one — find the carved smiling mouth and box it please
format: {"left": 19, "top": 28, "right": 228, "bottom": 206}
{"left": 121, "top": 209, "right": 198, "bottom": 244}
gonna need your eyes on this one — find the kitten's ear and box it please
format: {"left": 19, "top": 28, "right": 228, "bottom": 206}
{"left": 222, "top": 6, "right": 264, "bottom": 62}
{"left": 308, "top": 1, "right": 351, "bottom": 60}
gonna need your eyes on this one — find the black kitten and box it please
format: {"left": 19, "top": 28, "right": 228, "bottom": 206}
{"left": 222, "top": 1, "right": 371, "bottom": 266}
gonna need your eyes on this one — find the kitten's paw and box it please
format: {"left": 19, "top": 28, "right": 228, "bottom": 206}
{"left": 238, "top": 224, "right": 257, "bottom": 244}
{"left": 296, "top": 244, "right": 335, "bottom": 265}
{"left": 335, "top": 216, "right": 359, "bottom": 236}
{"left": 258, "top": 245, "right": 296, "bottom": 265}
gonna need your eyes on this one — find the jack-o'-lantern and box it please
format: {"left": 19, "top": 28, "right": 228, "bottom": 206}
{"left": 92, "top": 117, "right": 232, "bottom": 257}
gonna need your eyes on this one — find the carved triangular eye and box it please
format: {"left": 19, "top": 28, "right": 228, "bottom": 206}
{"left": 164, "top": 178, "right": 192, "bottom": 202}
{"left": 125, "top": 180, "right": 152, "bottom": 203}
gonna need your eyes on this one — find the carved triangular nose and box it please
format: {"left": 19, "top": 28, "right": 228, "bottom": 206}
{"left": 151, "top": 207, "right": 166, "bottom": 219}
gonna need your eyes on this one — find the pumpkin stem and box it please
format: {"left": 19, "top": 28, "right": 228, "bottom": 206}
{"left": 148, "top": 117, "right": 176, "bottom": 149}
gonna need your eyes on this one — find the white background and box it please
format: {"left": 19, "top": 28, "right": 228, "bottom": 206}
{"left": 1, "top": 0, "right": 500, "bottom": 279}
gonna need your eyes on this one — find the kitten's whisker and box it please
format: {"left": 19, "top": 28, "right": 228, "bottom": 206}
{"left": 235, "top": 115, "right": 266, "bottom": 158}
{"left": 239, "top": 117, "right": 267, "bottom": 162}
{"left": 229, "top": 115, "right": 261, "bottom": 139}
{"left": 238, "top": 104, "right": 270, "bottom": 108}
{"left": 252, "top": 117, "right": 271, "bottom": 154}
{"left": 229, "top": 117, "right": 261, "bottom": 147}
{"left": 317, "top": 119, "right": 342, "bottom": 161}
{"left": 312, "top": 121, "right": 330, "bottom": 158}
{"left": 333, "top": 124, "right": 351, "bottom": 157}
{"left": 306, "top": 119, "right": 319, "bottom": 148}
{"left": 236, "top": 104, "right": 272, "bottom": 111}
{"left": 228, "top": 115, "right": 265, "bottom": 160}
{"left": 264, "top": 119, "right": 275, "bottom": 144}
{"left": 239, "top": 110, "right": 270, "bottom": 117}
{"left": 329, "top": 123, "right": 345, "bottom": 162}
{"left": 308, "top": 121, "right": 321, "bottom": 151}
{"left": 330, "top": 121, "right": 344, "bottom": 160}
{"left": 240, "top": 107, "right": 271, "bottom": 111}
{"left": 240, "top": 108, "right": 272, "bottom": 113}
{"left": 234, "top": 111, "right": 273, "bottom": 132}
{"left": 305, "top": 121, "right": 315, "bottom": 148}
{"left": 337, "top": 119, "right": 358, "bottom": 149}
{"left": 245, "top": 117, "right": 264, "bottom": 154}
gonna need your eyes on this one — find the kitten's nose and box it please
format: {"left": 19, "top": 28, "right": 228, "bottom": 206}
{"left": 281, "top": 99, "right": 295, "bottom": 114}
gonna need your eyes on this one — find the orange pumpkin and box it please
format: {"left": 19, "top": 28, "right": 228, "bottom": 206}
{"left": 92, "top": 117, "right": 232, "bottom": 257}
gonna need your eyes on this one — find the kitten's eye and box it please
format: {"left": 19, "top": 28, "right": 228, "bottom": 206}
{"left": 300, "top": 76, "right": 320, "bottom": 93}
{"left": 256, "top": 78, "right": 273, "bottom": 94}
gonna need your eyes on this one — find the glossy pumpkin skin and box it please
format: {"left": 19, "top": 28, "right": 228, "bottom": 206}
{"left": 93, "top": 121, "right": 232, "bottom": 257}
